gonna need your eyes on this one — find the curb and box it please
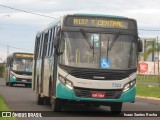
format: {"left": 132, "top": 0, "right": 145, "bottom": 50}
{"left": 136, "top": 96, "right": 160, "bottom": 101}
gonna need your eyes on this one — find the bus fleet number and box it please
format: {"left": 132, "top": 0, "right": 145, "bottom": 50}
{"left": 112, "top": 83, "right": 121, "bottom": 88}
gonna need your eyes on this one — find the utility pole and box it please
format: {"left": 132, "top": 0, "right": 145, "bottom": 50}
{"left": 7, "top": 45, "right": 9, "bottom": 57}
{"left": 152, "top": 40, "right": 155, "bottom": 62}
{"left": 157, "top": 36, "right": 160, "bottom": 87}
{"left": 0, "top": 15, "right": 10, "bottom": 62}
{"left": 157, "top": 37, "right": 159, "bottom": 75}
{"left": 144, "top": 39, "right": 147, "bottom": 61}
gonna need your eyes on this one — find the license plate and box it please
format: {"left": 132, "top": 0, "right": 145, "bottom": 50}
{"left": 91, "top": 92, "right": 105, "bottom": 98}
{"left": 22, "top": 80, "right": 27, "bottom": 82}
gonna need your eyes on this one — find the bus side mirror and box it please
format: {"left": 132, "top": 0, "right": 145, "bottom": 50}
{"left": 138, "top": 38, "right": 143, "bottom": 52}
{"left": 58, "top": 39, "right": 65, "bottom": 55}
{"left": 54, "top": 28, "right": 61, "bottom": 48}
{"left": 10, "top": 63, "right": 13, "bottom": 68}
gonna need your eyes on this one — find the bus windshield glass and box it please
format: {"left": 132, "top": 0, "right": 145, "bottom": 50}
{"left": 12, "top": 58, "right": 33, "bottom": 72}
{"left": 60, "top": 31, "right": 137, "bottom": 70}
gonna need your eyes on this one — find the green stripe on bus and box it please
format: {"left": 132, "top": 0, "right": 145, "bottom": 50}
{"left": 56, "top": 83, "right": 136, "bottom": 102}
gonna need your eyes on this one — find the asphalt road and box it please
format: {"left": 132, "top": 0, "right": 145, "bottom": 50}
{"left": 0, "top": 78, "right": 160, "bottom": 120}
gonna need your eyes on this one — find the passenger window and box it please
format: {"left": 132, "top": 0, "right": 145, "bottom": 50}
{"left": 46, "top": 30, "right": 52, "bottom": 57}
{"left": 38, "top": 34, "right": 44, "bottom": 58}
{"left": 44, "top": 32, "right": 49, "bottom": 57}
{"left": 37, "top": 34, "right": 42, "bottom": 58}
{"left": 35, "top": 36, "right": 40, "bottom": 59}
{"left": 49, "top": 27, "right": 55, "bottom": 56}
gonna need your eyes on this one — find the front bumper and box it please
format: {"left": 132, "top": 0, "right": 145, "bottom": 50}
{"left": 10, "top": 76, "right": 32, "bottom": 84}
{"left": 56, "top": 83, "right": 136, "bottom": 103}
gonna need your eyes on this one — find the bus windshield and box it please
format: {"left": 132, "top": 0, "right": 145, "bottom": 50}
{"left": 60, "top": 31, "right": 137, "bottom": 70}
{"left": 12, "top": 58, "right": 33, "bottom": 72}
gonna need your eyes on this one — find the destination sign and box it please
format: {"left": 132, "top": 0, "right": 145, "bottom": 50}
{"left": 65, "top": 16, "right": 130, "bottom": 29}
{"left": 15, "top": 54, "right": 33, "bottom": 58}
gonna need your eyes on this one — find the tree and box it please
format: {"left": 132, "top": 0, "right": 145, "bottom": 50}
{"left": 0, "top": 63, "right": 5, "bottom": 78}
{"left": 142, "top": 39, "right": 160, "bottom": 84}
{"left": 142, "top": 39, "right": 159, "bottom": 61}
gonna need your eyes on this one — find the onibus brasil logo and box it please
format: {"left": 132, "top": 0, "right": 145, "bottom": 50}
{"left": 1, "top": 112, "right": 42, "bottom": 117}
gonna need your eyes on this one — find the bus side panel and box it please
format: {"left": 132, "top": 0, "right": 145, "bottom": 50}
{"left": 43, "top": 58, "right": 50, "bottom": 96}
{"left": 33, "top": 37, "right": 40, "bottom": 91}
{"left": 33, "top": 59, "right": 38, "bottom": 92}
{"left": 32, "top": 60, "right": 36, "bottom": 91}
{"left": 36, "top": 59, "right": 42, "bottom": 93}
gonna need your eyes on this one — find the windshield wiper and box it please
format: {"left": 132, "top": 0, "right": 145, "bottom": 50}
{"left": 80, "top": 29, "right": 93, "bottom": 49}
{"left": 108, "top": 31, "right": 120, "bottom": 50}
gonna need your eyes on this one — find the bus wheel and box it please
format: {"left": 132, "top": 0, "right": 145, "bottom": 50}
{"left": 9, "top": 82, "right": 13, "bottom": 87}
{"left": 36, "top": 93, "right": 44, "bottom": 105}
{"left": 110, "top": 102, "right": 122, "bottom": 114}
{"left": 28, "top": 84, "right": 32, "bottom": 88}
{"left": 25, "top": 84, "right": 31, "bottom": 88}
{"left": 52, "top": 99, "right": 64, "bottom": 112}
{"left": 45, "top": 79, "right": 51, "bottom": 105}
{"left": 6, "top": 82, "right": 9, "bottom": 86}
{"left": 45, "top": 97, "right": 51, "bottom": 105}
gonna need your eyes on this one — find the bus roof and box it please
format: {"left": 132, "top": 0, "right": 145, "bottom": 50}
{"left": 7, "top": 52, "right": 33, "bottom": 58}
{"left": 72, "top": 13, "right": 127, "bottom": 19}
{"left": 36, "top": 13, "right": 134, "bottom": 35}
{"left": 13, "top": 52, "right": 33, "bottom": 55}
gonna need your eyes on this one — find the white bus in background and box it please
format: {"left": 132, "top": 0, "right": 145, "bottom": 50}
{"left": 5, "top": 52, "right": 33, "bottom": 87}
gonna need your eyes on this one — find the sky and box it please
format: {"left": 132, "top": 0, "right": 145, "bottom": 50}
{"left": 0, "top": 0, "right": 160, "bottom": 62}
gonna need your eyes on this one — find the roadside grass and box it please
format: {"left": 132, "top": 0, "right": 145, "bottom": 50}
{"left": 136, "top": 84, "right": 160, "bottom": 98}
{"left": 137, "top": 75, "right": 160, "bottom": 83}
{"left": 0, "top": 95, "right": 16, "bottom": 120}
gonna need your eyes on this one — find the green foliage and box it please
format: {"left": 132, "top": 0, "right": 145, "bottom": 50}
{"left": 0, "top": 95, "right": 10, "bottom": 111}
{"left": 0, "top": 95, "right": 16, "bottom": 120}
{"left": 137, "top": 75, "right": 159, "bottom": 82}
{"left": 0, "top": 63, "right": 5, "bottom": 78}
{"left": 136, "top": 84, "right": 160, "bottom": 98}
{"left": 143, "top": 40, "right": 160, "bottom": 61}
{"left": 143, "top": 47, "right": 160, "bottom": 60}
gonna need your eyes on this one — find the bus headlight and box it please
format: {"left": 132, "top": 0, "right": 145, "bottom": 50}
{"left": 66, "top": 81, "right": 73, "bottom": 90}
{"left": 11, "top": 74, "right": 16, "bottom": 80}
{"left": 58, "top": 74, "right": 73, "bottom": 90}
{"left": 123, "top": 79, "right": 136, "bottom": 92}
{"left": 59, "top": 75, "right": 66, "bottom": 83}
{"left": 13, "top": 76, "right": 16, "bottom": 79}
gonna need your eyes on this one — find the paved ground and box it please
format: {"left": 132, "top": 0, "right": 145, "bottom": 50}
{"left": 0, "top": 78, "right": 160, "bottom": 120}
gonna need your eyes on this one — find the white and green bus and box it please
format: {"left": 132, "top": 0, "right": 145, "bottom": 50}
{"left": 32, "top": 14, "right": 142, "bottom": 113}
{"left": 5, "top": 52, "right": 33, "bottom": 87}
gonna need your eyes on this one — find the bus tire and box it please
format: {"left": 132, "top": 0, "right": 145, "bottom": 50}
{"left": 28, "top": 84, "right": 32, "bottom": 88}
{"left": 45, "top": 78, "right": 52, "bottom": 105}
{"left": 6, "top": 82, "right": 9, "bottom": 86}
{"left": 9, "top": 82, "right": 13, "bottom": 87}
{"left": 52, "top": 99, "right": 64, "bottom": 112}
{"left": 45, "top": 97, "right": 51, "bottom": 105}
{"left": 25, "top": 84, "right": 31, "bottom": 88}
{"left": 110, "top": 102, "right": 122, "bottom": 114}
{"left": 36, "top": 93, "right": 44, "bottom": 105}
